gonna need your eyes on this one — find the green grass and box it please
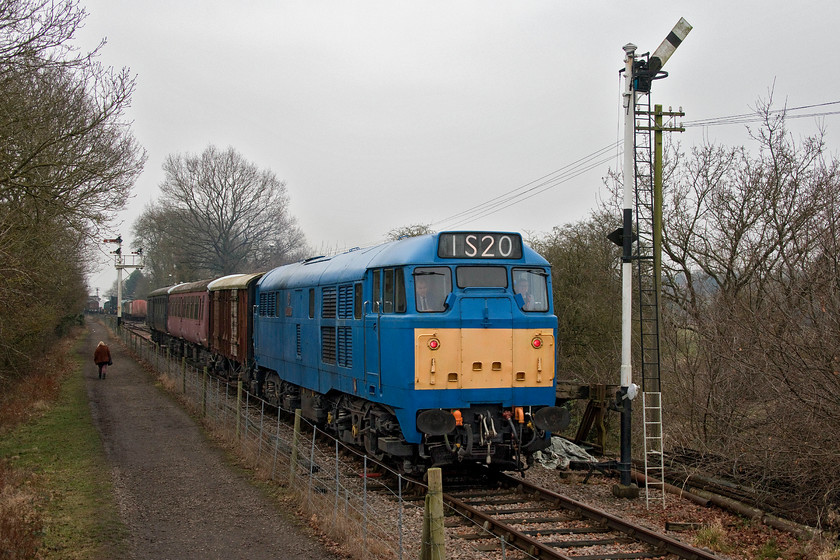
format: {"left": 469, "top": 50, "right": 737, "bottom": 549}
{"left": 694, "top": 519, "right": 734, "bottom": 555}
{"left": 0, "top": 342, "right": 126, "bottom": 559}
{"left": 756, "top": 538, "right": 783, "bottom": 559}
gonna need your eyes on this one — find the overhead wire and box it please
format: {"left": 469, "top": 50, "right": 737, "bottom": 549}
{"left": 433, "top": 100, "right": 840, "bottom": 230}
{"left": 682, "top": 101, "right": 840, "bottom": 128}
{"left": 321, "top": 99, "right": 840, "bottom": 253}
{"left": 432, "top": 140, "right": 620, "bottom": 230}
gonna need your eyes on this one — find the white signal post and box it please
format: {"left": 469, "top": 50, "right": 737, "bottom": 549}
{"left": 103, "top": 236, "right": 144, "bottom": 326}
{"left": 616, "top": 19, "right": 691, "bottom": 494}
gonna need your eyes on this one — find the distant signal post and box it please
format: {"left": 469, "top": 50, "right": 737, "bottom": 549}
{"left": 103, "top": 236, "right": 144, "bottom": 326}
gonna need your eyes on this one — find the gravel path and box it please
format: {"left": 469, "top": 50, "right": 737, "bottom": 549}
{"left": 83, "top": 320, "right": 342, "bottom": 559}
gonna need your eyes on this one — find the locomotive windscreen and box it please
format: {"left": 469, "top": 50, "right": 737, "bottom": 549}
{"left": 437, "top": 232, "right": 523, "bottom": 259}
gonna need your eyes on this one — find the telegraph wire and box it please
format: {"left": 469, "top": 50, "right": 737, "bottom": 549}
{"left": 431, "top": 140, "right": 620, "bottom": 229}
{"left": 439, "top": 150, "right": 617, "bottom": 230}
{"left": 322, "top": 100, "right": 840, "bottom": 253}
{"left": 435, "top": 101, "right": 840, "bottom": 230}
{"left": 683, "top": 101, "right": 840, "bottom": 127}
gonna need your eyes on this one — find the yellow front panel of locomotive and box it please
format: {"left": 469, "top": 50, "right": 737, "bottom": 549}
{"left": 414, "top": 328, "right": 555, "bottom": 390}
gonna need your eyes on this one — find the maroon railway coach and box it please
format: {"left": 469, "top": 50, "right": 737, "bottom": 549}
{"left": 207, "top": 272, "right": 264, "bottom": 378}
{"left": 167, "top": 279, "right": 213, "bottom": 362}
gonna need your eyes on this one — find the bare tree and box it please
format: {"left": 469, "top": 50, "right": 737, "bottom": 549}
{"left": 386, "top": 223, "right": 434, "bottom": 240}
{"left": 0, "top": 0, "right": 99, "bottom": 74}
{"left": 131, "top": 203, "right": 195, "bottom": 285}
{"left": 660, "top": 99, "right": 840, "bottom": 526}
{"left": 135, "top": 145, "right": 306, "bottom": 284}
{"left": 0, "top": 0, "right": 144, "bottom": 378}
{"left": 530, "top": 213, "right": 622, "bottom": 385}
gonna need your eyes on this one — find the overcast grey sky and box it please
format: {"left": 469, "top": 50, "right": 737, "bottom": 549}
{"left": 80, "top": 1, "right": 840, "bottom": 294}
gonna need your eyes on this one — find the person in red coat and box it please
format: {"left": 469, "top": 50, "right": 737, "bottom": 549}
{"left": 94, "top": 341, "right": 112, "bottom": 379}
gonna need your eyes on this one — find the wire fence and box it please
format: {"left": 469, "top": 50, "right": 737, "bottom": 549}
{"left": 107, "top": 318, "right": 544, "bottom": 560}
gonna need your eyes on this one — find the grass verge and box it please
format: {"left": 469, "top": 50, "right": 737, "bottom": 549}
{"left": 0, "top": 328, "right": 125, "bottom": 559}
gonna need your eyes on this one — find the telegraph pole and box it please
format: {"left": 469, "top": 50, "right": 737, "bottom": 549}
{"left": 651, "top": 104, "right": 686, "bottom": 288}
{"left": 103, "top": 236, "right": 144, "bottom": 326}
{"left": 613, "top": 18, "right": 691, "bottom": 498}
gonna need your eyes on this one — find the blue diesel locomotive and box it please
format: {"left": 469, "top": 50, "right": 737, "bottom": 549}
{"left": 252, "top": 231, "right": 567, "bottom": 473}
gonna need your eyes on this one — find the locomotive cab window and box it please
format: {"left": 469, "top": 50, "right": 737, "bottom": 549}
{"left": 414, "top": 267, "right": 451, "bottom": 312}
{"left": 371, "top": 268, "right": 406, "bottom": 314}
{"left": 372, "top": 271, "right": 381, "bottom": 313}
{"left": 512, "top": 268, "right": 549, "bottom": 312}
{"left": 384, "top": 269, "right": 394, "bottom": 313}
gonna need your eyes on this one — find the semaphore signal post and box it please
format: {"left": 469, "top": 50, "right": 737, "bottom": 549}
{"left": 612, "top": 18, "right": 691, "bottom": 502}
{"left": 103, "top": 236, "right": 144, "bottom": 326}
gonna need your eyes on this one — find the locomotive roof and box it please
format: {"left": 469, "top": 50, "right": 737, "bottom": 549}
{"left": 259, "top": 232, "right": 548, "bottom": 291}
{"left": 207, "top": 272, "right": 264, "bottom": 291}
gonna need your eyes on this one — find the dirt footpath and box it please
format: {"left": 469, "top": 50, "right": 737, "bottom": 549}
{"left": 83, "top": 320, "right": 341, "bottom": 560}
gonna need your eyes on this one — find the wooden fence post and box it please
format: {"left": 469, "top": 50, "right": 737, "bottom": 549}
{"left": 420, "top": 467, "right": 445, "bottom": 560}
{"left": 290, "top": 409, "right": 302, "bottom": 485}
{"left": 202, "top": 366, "right": 208, "bottom": 416}
{"left": 236, "top": 380, "right": 243, "bottom": 439}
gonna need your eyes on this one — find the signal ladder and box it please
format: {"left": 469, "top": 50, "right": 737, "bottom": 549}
{"left": 633, "top": 83, "right": 665, "bottom": 509}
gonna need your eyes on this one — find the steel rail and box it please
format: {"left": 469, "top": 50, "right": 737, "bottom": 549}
{"left": 472, "top": 471, "right": 720, "bottom": 560}
{"left": 443, "top": 490, "right": 577, "bottom": 560}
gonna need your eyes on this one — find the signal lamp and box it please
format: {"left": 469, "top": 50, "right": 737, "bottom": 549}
{"left": 531, "top": 337, "right": 542, "bottom": 349}
{"left": 428, "top": 338, "right": 440, "bottom": 350}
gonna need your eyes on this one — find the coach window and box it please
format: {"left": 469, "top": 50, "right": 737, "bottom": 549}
{"left": 512, "top": 268, "right": 549, "bottom": 312}
{"left": 414, "top": 267, "right": 451, "bottom": 312}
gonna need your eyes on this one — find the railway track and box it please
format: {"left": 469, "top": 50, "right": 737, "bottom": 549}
{"left": 439, "top": 469, "right": 720, "bottom": 560}
{"left": 119, "top": 319, "right": 152, "bottom": 341}
{"left": 108, "top": 320, "right": 726, "bottom": 558}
